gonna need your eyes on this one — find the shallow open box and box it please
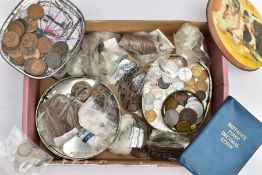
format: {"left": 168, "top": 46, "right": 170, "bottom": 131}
{"left": 22, "top": 20, "right": 229, "bottom": 166}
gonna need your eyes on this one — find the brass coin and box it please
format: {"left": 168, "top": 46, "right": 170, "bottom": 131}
{"left": 198, "top": 71, "right": 208, "bottom": 81}
{"left": 144, "top": 110, "right": 157, "bottom": 122}
{"left": 185, "top": 85, "right": 195, "bottom": 93}
{"left": 71, "top": 81, "right": 92, "bottom": 102}
{"left": 7, "top": 20, "right": 25, "bottom": 37}
{"left": 25, "top": 58, "right": 46, "bottom": 76}
{"left": 23, "top": 48, "right": 40, "bottom": 60}
{"left": 10, "top": 56, "right": 25, "bottom": 66}
{"left": 23, "top": 17, "right": 38, "bottom": 33}
{"left": 37, "top": 37, "right": 53, "bottom": 54}
{"left": 52, "top": 41, "right": 69, "bottom": 58}
{"left": 176, "top": 121, "right": 191, "bottom": 132}
{"left": 179, "top": 108, "right": 198, "bottom": 125}
{"left": 20, "top": 33, "right": 38, "bottom": 55}
{"left": 164, "top": 96, "right": 178, "bottom": 111}
{"left": 185, "top": 78, "right": 195, "bottom": 86}
{"left": 2, "top": 31, "right": 20, "bottom": 48}
{"left": 192, "top": 65, "right": 203, "bottom": 78}
{"left": 194, "top": 80, "right": 208, "bottom": 92}
{"left": 27, "top": 4, "right": 44, "bottom": 20}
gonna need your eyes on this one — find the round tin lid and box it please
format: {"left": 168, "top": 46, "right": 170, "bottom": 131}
{"left": 207, "top": 0, "right": 262, "bottom": 71}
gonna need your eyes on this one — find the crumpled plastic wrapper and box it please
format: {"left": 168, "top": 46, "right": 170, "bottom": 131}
{"left": 109, "top": 113, "right": 151, "bottom": 156}
{"left": 0, "top": 127, "right": 53, "bottom": 175}
{"left": 174, "top": 23, "right": 211, "bottom": 65}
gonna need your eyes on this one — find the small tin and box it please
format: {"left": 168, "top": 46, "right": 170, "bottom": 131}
{"left": 36, "top": 77, "right": 120, "bottom": 160}
{"left": 0, "top": 0, "right": 85, "bottom": 79}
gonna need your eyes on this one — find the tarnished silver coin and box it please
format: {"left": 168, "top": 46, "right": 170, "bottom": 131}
{"left": 44, "top": 52, "right": 62, "bottom": 69}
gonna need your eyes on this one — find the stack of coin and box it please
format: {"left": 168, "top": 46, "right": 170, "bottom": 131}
{"left": 162, "top": 91, "right": 204, "bottom": 133}
{"left": 1, "top": 3, "right": 69, "bottom": 77}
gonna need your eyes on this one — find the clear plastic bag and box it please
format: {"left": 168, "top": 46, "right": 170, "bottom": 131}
{"left": 0, "top": 127, "right": 53, "bottom": 175}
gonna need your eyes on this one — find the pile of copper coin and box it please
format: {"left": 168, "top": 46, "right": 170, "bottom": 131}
{"left": 162, "top": 91, "right": 204, "bottom": 133}
{"left": 1, "top": 4, "right": 69, "bottom": 77}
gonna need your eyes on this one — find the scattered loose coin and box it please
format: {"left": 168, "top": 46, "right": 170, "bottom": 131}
{"left": 164, "top": 109, "right": 179, "bottom": 126}
{"left": 25, "top": 58, "right": 46, "bottom": 76}
{"left": 196, "top": 90, "right": 206, "bottom": 101}
{"left": 178, "top": 67, "right": 192, "bottom": 82}
{"left": 71, "top": 81, "right": 92, "bottom": 102}
{"left": 194, "top": 80, "right": 208, "bottom": 92}
{"left": 20, "top": 33, "right": 38, "bottom": 55}
{"left": 175, "top": 91, "right": 188, "bottom": 104}
{"left": 7, "top": 20, "right": 25, "bottom": 37}
{"left": 23, "top": 17, "right": 37, "bottom": 33}
{"left": 176, "top": 121, "right": 191, "bottom": 132}
{"left": 164, "top": 96, "right": 178, "bottom": 111}
{"left": 44, "top": 52, "right": 62, "bottom": 69}
{"left": 191, "top": 65, "right": 203, "bottom": 78}
{"left": 10, "top": 56, "right": 25, "bottom": 66}
{"left": 37, "top": 37, "right": 52, "bottom": 54}
{"left": 144, "top": 110, "right": 157, "bottom": 122}
{"left": 185, "top": 78, "right": 195, "bottom": 86}
{"left": 23, "top": 48, "right": 40, "bottom": 60}
{"left": 198, "top": 71, "right": 208, "bottom": 81}
{"left": 2, "top": 31, "right": 20, "bottom": 48}
{"left": 158, "top": 77, "right": 170, "bottom": 89}
{"left": 17, "top": 142, "right": 32, "bottom": 157}
{"left": 27, "top": 4, "right": 44, "bottom": 20}
{"left": 179, "top": 108, "right": 197, "bottom": 125}
{"left": 52, "top": 41, "right": 69, "bottom": 58}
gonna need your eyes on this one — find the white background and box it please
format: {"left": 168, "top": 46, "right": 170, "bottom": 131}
{"left": 0, "top": 0, "right": 261, "bottom": 174}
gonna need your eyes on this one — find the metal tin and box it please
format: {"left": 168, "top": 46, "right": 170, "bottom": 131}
{"left": 142, "top": 55, "right": 212, "bottom": 134}
{"left": 36, "top": 77, "right": 120, "bottom": 160}
{"left": 0, "top": 0, "right": 85, "bottom": 79}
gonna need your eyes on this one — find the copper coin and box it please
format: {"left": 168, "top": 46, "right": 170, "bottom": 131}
{"left": 194, "top": 80, "right": 208, "bottom": 92}
{"left": 10, "top": 56, "right": 25, "bottom": 66}
{"left": 27, "top": 4, "right": 44, "bottom": 20}
{"left": 24, "top": 58, "right": 46, "bottom": 76}
{"left": 23, "top": 48, "right": 40, "bottom": 60}
{"left": 71, "top": 81, "right": 92, "bottom": 102}
{"left": 20, "top": 33, "right": 38, "bottom": 55}
{"left": 2, "top": 31, "right": 20, "bottom": 48}
{"left": 196, "top": 90, "right": 206, "bottom": 101}
{"left": 7, "top": 20, "right": 25, "bottom": 37}
{"left": 23, "top": 17, "right": 37, "bottom": 33}
{"left": 52, "top": 41, "right": 69, "bottom": 58}
{"left": 144, "top": 110, "right": 157, "bottom": 122}
{"left": 164, "top": 96, "right": 178, "bottom": 111}
{"left": 2, "top": 44, "right": 19, "bottom": 54}
{"left": 179, "top": 108, "right": 197, "bottom": 125}
{"left": 8, "top": 49, "right": 23, "bottom": 59}
{"left": 37, "top": 37, "right": 53, "bottom": 54}
{"left": 175, "top": 91, "right": 188, "bottom": 104}
{"left": 176, "top": 121, "right": 191, "bottom": 132}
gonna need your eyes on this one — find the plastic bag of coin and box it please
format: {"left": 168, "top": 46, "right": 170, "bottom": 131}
{"left": 0, "top": 126, "right": 53, "bottom": 175}
{"left": 108, "top": 113, "right": 151, "bottom": 156}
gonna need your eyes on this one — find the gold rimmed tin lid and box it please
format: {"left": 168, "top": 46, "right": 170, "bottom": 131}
{"left": 207, "top": 0, "right": 262, "bottom": 70}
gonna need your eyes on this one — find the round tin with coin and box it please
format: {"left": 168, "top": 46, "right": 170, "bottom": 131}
{"left": 36, "top": 77, "right": 120, "bottom": 160}
{"left": 142, "top": 55, "right": 212, "bottom": 133}
{"left": 0, "top": 0, "right": 85, "bottom": 79}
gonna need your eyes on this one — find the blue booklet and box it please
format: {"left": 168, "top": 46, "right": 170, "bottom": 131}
{"left": 178, "top": 96, "right": 262, "bottom": 175}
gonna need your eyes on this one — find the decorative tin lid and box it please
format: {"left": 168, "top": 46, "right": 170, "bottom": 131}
{"left": 207, "top": 0, "right": 262, "bottom": 70}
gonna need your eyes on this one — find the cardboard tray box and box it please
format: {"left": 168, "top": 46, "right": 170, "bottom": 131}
{"left": 22, "top": 20, "right": 229, "bottom": 166}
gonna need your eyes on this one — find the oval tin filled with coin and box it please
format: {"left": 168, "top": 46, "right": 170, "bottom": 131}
{"left": 36, "top": 77, "right": 120, "bottom": 160}
{"left": 0, "top": 0, "right": 85, "bottom": 79}
{"left": 142, "top": 55, "right": 212, "bottom": 133}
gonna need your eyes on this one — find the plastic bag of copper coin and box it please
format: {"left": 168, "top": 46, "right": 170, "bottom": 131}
{"left": 0, "top": 127, "right": 53, "bottom": 175}
{"left": 108, "top": 113, "right": 152, "bottom": 157}
{"left": 174, "top": 23, "right": 211, "bottom": 65}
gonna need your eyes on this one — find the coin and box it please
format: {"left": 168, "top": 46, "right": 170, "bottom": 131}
{"left": 191, "top": 65, "right": 203, "bottom": 78}
{"left": 179, "top": 108, "right": 197, "bottom": 125}
{"left": 194, "top": 80, "right": 208, "bottom": 92}
{"left": 23, "top": 17, "right": 37, "bottom": 33}
{"left": 172, "top": 81, "right": 184, "bottom": 90}
{"left": 144, "top": 110, "right": 157, "bottom": 122}
{"left": 176, "top": 121, "right": 191, "bottom": 132}
{"left": 164, "top": 109, "right": 179, "bottom": 126}
{"left": 196, "top": 90, "right": 206, "bottom": 101}
{"left": 7, "top": 20, "right": 25, "bottom": 37}
{"left": 20, "top": 33, "right": 38, "bottom": 55}
{"left": 17, "top": 142, "right": 32, "bottom": 157}
{"left": 158, "top": 77, "right": 170, "bottom": 89}
{"left": 184, "top": 78, "right": 195, "bottom": 86}
{"left": 2, "top": 31, "right": 20, "bottom": 48}
{"left": 185, "top": 85, "right": 195, "bottom": 93}
{"left": 27, "top": 4, "right": 44, "bottom": 20}
{"left": 185, "top": 101, "right": 204, "bottom": 119}
{"left": 178, "top": 67, "right": 192, "bottom": 82}
{"left": 37, "top": 37, "right": 53, "bottom": 54}
{"left": 174, "top": 56, "right": 188, "bottom": 68}
{"left": 8, "top": 49, "right": 23, "bottom": 59}
{"left": 175, "top": 91, "right": 188, "bottom": 104}
{"left": 52, "top": 41, "right": 69, "bottom": 58}
{"left": 28, "top": 149, "right": 47, "bottom": 167}
{"left": 25, "top": 58, "right": 46, "bottom": 76}
{"left": 23, "top": 48, "right": 40, "bottom": 60}
{"left": 44, "top": 52, "right": 62, "bottom": 69}
{"left": 10, "top": 56, "right": 25, "bottom": 66}
{"left": 176, "top": 105, "right": 184, "bottom": 113}
{"left": 198, "top": 71, "right": 208, "bottom": 81}
{"left": 164, "top": 96, "right": 178, "bottom": 111}
{"left": 71, "top": 81, "right": 92, "bottom": 102}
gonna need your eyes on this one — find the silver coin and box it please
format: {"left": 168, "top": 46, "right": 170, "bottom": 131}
{"left": 185, "top": 101, "right": 204, "bottom": 119}
{"left": 45, "top": 52, "right": 62, "bottom": 69}
{"left": 151, "top": 89, "right": 164, "bottom": 99}
{"left": 176, "top": 105, "right": 185, "bottom": 113}
{"left": 187, "top": 96, "right": 198, "bottom": 103}
{"left": 164, "top": 109, "right": 179, "bottom": 126}
{"left": 172, "top": 81, "right": 184, "bottom": 90}
{"left": 17, "top": 142, "right": 32, "bottom": 157}
{"left": 154, "top": 100, "right": 162, "bottom": 109}
{"left": 144, "top": 92, "right": 155, "bottom": 105}
{"left": 143, "top": 103, "right": 154, "bottom": 111}
{"left": 178, "top": 67, "right": 192, "bottom": 82}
